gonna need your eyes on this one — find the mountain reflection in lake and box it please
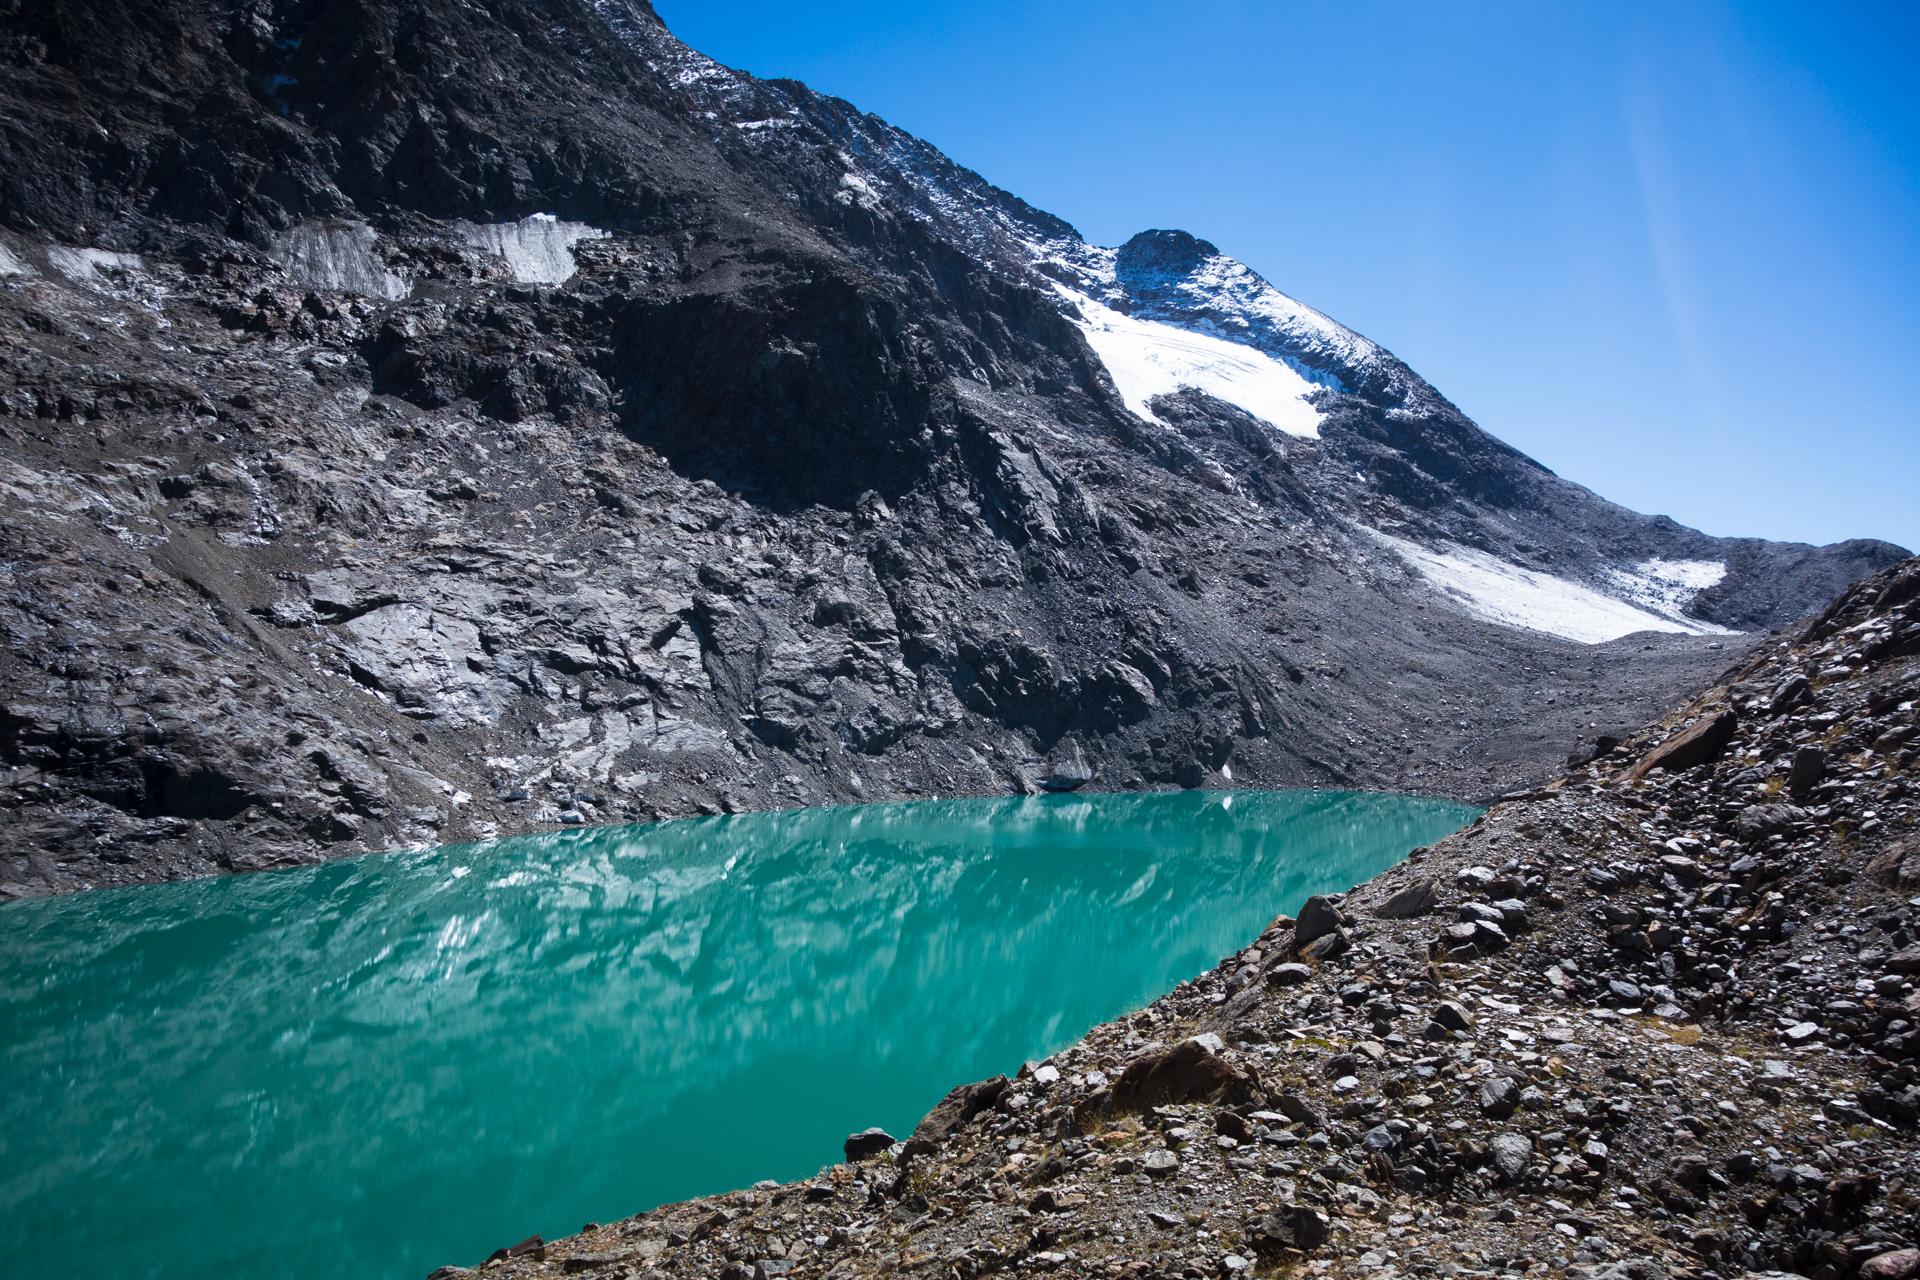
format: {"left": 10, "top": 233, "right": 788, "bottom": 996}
{"left": 0, "top": 789, "right": 1477, "bottom": 1280}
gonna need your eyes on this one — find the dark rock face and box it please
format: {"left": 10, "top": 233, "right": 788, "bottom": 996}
{"left": 0, "top": 0, "right": 1906, "bottom": 894}
{"left": 908, "top": 1076, "right": 1009, "bottom": 1148}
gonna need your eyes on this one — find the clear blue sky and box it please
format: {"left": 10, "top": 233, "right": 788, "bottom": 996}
{"left": 658, "top": 1, "right": 1918, "bottom": 552}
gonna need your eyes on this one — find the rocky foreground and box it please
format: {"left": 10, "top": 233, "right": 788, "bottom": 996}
{"left": 452, "top": 561, "right": 1920, "bottom": 1279}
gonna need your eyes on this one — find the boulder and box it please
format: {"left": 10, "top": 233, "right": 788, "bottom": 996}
{"left": 1868, "top": 839, "right": 1920, "bottom": 890}
{"left": 1038, "top": 738, "right": 1093, "bottom": 792}
{"left": 1735, "top": 803, "right": 1805, "bottom": 842}
{"left": 1374, "top": 878, "right": 1440, "bottom": 919}
{"left": 1246, "top": 1205, "right": 1330, "bottom": 1254}
{"left": 1861, "top": 1251, "right": 1920, "bottom": 1280}
{"left": 842, "top": 1127, "right": 896, "bottom": 1161}
{"left": 1768, "top": 673, "right": 1812, "bottom": 714}
{"left": 1787, "top": 745, "right": 1826, "bottom": 797}
{"left": 1625, "top": 708, "right": 1737, "bottom": 779}
{"left": 1479, "top": 1077, "right": 1520, "bottom": 1119}
{"left": 1294, "top": 894, "right": 1343, "bottom": 947}
{"left": 1299, "top": 928, "right": 1351, "bottom": 963}
{"left": 1489, "top": 1132, "right": 1532, "bottom": 1183}
{"left": 1107, "top": 1037, "right": 1261, "bottom": 1112}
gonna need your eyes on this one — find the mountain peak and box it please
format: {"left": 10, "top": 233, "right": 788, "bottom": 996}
{"left": 1115, "top": 229, "right": 1221, "bottom": 280}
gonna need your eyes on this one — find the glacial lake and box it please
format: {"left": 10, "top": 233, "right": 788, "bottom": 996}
{"left": 0, "top": 789, "right": 1476, "bottom": 1280}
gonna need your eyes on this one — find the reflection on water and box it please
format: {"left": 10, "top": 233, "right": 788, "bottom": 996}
{"left": 0, "top": 789, "right": 1476, "bottom": 1280}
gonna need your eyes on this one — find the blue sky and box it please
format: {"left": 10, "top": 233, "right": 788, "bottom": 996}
{"left": 659, "top": 1, "right": 1918, "bottom": 552}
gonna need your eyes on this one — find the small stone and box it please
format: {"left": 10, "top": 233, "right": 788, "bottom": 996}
{"left": 1143, "top": 1148, "right": 1179, "bottom": 1177}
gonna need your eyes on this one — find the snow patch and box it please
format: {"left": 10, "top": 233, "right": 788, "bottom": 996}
{"left": 457, "top": 214, "right": 607, "bottom": 285}
{"left": 1058, "top": 287, "right": 1324, "bottom": 439}
{"left": 836, "top": 171, "right": 882, "bottom": 210}
{"left": 47, "top": 247, "right": 143, "bottom": 284}
{"left": 273, "top": 221, "right": 409, "bottom": 300}
{"left": 0, "top": 243, "right": 30, "bottom": 278}
{"left": 1365, "top": 530, "right": 1735, "bottom": 644}
{"left": 1602, "top": 558, "right": 1727, "bottom": 621}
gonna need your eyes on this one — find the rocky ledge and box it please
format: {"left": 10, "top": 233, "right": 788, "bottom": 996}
{"left": 449, "top": 558, "right": 1920, "bottom": 1279}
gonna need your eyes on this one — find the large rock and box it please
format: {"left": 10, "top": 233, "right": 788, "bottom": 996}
{"left": 1293, "top": 895, "right": 1343, "bottom": 948}
{"left": 1625, "top": 709, "right": 1738, "bottom": 779}
{"left": 1374, "top": 878, "right": 1440, "bottom": 919}
{"left": 1037, "top": 738, "right": 1094, "bottom": 792}
{"left": 1246, "top": 1205, "right": 1329, "bottom": 1254}
{"left": 1860, "top": 1251, "right": 1920, "bottom": 1280}
{"left": 1106, "top": 1037, "right": 1261, "bottom": 1112}
{"left": 1735, "top": 803, "right": 1805, "bottom": 842}
{"left": 841, "top": 1128, "right": 896, "bottom": 1162}
{"left": 1787, "top": 744, "right": 1826, "bottom": 797}
{"left": 1489, "top": 1132, "right": 1532, "bottom": 1183}
{"left": 1868, "top": 839, "right": 1920, "bottom": 890}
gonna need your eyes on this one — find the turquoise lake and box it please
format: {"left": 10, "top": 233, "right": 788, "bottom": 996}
{"left": 0, "top": 789, "right": 1476, "bottom": 1279}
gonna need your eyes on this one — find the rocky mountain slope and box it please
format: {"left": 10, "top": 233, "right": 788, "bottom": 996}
{"left": 448, "top": 556, "right": 1920, "bottom": 1280}
{"left": 0, "top": 0, "right": 1905, "bottom": 896}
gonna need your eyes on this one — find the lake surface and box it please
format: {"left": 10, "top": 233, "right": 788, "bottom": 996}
{"left": 0, "top": 789, "right": 1476, "bottom": 1280}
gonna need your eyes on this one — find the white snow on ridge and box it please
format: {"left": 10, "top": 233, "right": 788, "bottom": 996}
{"left": 1178, "top": 254, "right": 1379, "bottom": 388}
{"left": 457, "top": 214, "right": 608, "bottom": 285}
{"left": 1058, "top": 287, "right": 1324, "bottom": 439}
{"left": 1365, "top": 530, "right": 1735, "bottom": 645}
{"left": 0, "top": 243, "right": 30, "bottom": 278}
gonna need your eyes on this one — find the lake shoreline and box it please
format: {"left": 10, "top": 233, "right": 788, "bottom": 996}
{"left": 465, "top": 559, "right": 1920, "bottom": 1280}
